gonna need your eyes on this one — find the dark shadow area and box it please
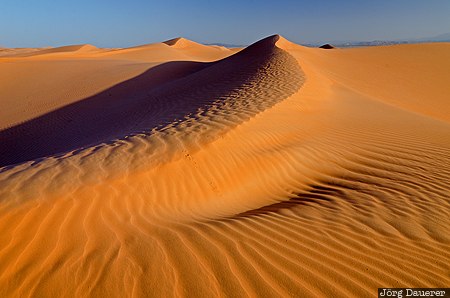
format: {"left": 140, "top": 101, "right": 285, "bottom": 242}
{"left": 0, "top": 61, "right": 209, "bottom": 167}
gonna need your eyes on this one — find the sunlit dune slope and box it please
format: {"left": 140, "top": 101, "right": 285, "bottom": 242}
{"left": 0, "top": 35, "right": 449, "bottom": 297}
{"left": 295, "top": 42, "right": 450, "bottom": 122}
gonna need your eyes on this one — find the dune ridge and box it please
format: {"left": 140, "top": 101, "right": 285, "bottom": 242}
{"left": 0, "top": 35, "right": 449, "bottom": 297}
{"left": 163, "top": 37, "right": 201, "bottom": 47}
{"left": 0, "top": 35, "right": 303, "bottom": 170}
{"left": 1, "top": 44, "right": 100, "bottom": 58}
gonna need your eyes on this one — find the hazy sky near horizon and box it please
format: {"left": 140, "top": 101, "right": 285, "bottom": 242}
{"left": 1, "top": 0, "right": 450, "bottom": 47}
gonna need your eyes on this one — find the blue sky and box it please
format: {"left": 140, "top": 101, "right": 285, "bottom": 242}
{"left": 1, "top": 0, "right": 449, "bottom": 47}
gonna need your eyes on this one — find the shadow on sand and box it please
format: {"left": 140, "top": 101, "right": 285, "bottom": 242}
{"left": 0, "top": 61, "right": 209, "bottom": 167}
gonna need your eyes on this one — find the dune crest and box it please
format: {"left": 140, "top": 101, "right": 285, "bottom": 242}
{"left": 54, "top": 44, "right": 99, "bottom": 52}
{"left": 163, "top": 37, "right": 199, "bottom": 48}
{"left": 273, "top": 34, "right": 302, "bottom": 50}
{"left": 21, "top": 44, "right": 100, "bottom": 57}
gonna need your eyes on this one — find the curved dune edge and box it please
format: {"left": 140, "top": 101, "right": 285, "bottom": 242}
{"left": 0, "top": 35, "right": 304, "bottom": 185}
{"left": 0, "top": 36, "right": 450, "bottom": 297}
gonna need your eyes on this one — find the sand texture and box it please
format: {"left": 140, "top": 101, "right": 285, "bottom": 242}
{"left": 0, "top": 35, "right": 449, "bottom": 297}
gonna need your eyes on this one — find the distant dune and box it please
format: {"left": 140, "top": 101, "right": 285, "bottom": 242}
{"left": 0, "top": 35, "right": 449, "bottom": 297}
{"left": 163, "top": 37, "right": 197, "bottom": 47}
{"left": 0, "top": 44, "right": 100, "bottom": 58}
{"left": 40, "top": 44, "right": 99, "bottom": 53}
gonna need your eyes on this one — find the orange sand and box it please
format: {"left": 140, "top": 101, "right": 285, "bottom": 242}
{"left": 0, "top": 36, "right": 449, "bottom": 297}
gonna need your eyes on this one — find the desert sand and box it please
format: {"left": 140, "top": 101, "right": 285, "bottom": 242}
{"left": 0, "top": 35, "right": 449, "bottom": 297}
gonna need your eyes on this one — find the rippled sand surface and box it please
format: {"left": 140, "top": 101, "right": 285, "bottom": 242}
{"left": 0, "top": 36, "right": 449, "bottom": 297}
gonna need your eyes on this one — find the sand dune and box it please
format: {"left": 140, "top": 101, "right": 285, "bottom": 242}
{"left": 0, "top": 47, "right": 48, "bottom": 57}
{"left": 98, "top": 38, "right": 232, "bottom": 62}
{"left": 0, "top": 44, "right": 101, "bottom": 58}
{"left": 34, "top": 44, "right": 99, "bottom": 54}
{"left": 0, "top": 35, "right": 449, "bottom": 297}
{"left": 163, "top": 37, "right": 203, "bottom": 47}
